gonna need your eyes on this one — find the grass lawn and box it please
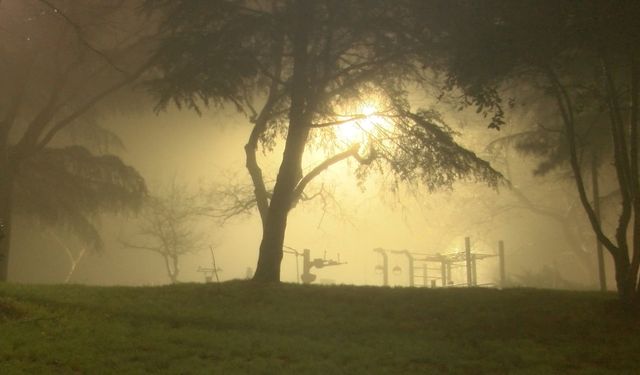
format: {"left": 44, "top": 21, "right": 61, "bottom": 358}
{"left": 1, "top": 281, "right": 639, "bottom": 374}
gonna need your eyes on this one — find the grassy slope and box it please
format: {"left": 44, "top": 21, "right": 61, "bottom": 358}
{"left": 1, "top": 282, "right": 639, "bottom": 375}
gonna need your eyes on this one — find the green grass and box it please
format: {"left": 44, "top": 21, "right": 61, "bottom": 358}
{"left": 1, "top": 281, "right": 639, "bottom": 374}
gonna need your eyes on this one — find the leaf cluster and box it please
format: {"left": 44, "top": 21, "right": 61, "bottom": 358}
{"left": 145, "top": 0, "right": 275, "bottom": 114}
{"left": 13, "top": 146, "right": 147, "bottom": 251}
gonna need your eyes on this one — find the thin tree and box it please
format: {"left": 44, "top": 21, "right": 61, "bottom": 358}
{"left": 412, "top": 0, "right": 640, "bottom": 303}
{"left": 121, "top": 181, "right": 209, "bottom": 284}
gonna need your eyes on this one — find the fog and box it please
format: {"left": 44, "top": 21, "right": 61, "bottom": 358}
{"left": 3, "top": 0, "right": 627, "bottom": 292}
{"left": 9, "top": 106, "right": 616, "bottom": 289}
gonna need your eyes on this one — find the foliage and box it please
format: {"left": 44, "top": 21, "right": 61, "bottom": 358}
{"left": 13, "top": 146, "right": 146, "bottom": 251}
{"left": 143, "top": 0, "right": 271, "bottom": 114}
{"left": 0, "top": 0, "right": 158, "bottom": 279}
{"left": 147, "top": 0, "right": 503, "bottom": 188}
{"left": 145, "top": 0, "right": 504, "bottom": 281}
{"left": 412, "top": 0, "right": 640, "bottom": 302}
{"left": 374, "top": 109, "right": 500, "bottom": 191}
{"left": 1, "top": 282, "right": 639, "bottom": 374}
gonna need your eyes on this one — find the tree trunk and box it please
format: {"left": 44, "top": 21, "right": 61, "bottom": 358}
{"left": 545, "top": 66, "right": 634, "bottom": 302}
{"left": 163, "top": 254, "right": 179, "bottom": 284}
{"left": 0, "top": 145, "right": 14, "bottom": 282}
{"left": 0, "top": 134, "right": 15, "bottom": 282}
{"left": 612, "top": 251, "right": 636, "bottom": 304}
{"left": 253, "top": 0, "right": 313, "bottom": 282}
{"left": 253, "top": 113, "right": 312, "bottom": 282}
{"left": 591, "top": 152, "right": 607, "bottom": 291}
{"left": 244, "top": 31, "right": 284, "bottom": 229}
{"left": 171, "top": 254, "right": 179, "bottom": 284}
{"left": 253, "top": 198, "right": 291, "bottom": 282}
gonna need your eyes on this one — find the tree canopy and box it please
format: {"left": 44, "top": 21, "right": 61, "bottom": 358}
{"left": 409, "top": 0, "right": 640, "bottom": 302}
{"left": 0, "top": 0, "right": 157, "bottom": 280}
{"left": 146, "top": 0, "right": 503, "bottom": 282}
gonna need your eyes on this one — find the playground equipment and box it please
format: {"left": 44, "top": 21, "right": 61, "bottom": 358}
{"left": 284, "top": 246, "right": 345, "bottom": 284}
{"left": 198, "top": 246, "right": 222, "bottom": 283}
{"left": 374, "top": 237, "right": 506, "bottom": 288}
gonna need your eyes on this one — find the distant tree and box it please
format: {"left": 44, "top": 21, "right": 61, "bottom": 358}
{"left": 499, "top": 95, "right": 616, "bottom": 292}
{"left": 146, "top": 0, "right": 502, "bottom": 282}
{"left": 121, "top": 181, "right": 210, "bottom": 284}
{"left": 411, "top": 0, "right": 640, "bottom": 303}
{"left": 0, "top": 0, "right": 157, "bottom": 280}
{"left": 485, "top": 131, "right": 610, "bottom": 288}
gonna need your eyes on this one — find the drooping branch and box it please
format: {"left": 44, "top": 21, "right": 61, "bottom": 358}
{"left": 310, "top": 114, "right": 369, "bottom": 128}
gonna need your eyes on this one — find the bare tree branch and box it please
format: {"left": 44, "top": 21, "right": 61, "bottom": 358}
{"left": 292, "top": 144, "right": 361, "bottom": 203}
{"left": 35, "top": 58, "right": 155, "bottom": 151}
{"left": 36, "top": 0, "right": 131, "bottom": 76}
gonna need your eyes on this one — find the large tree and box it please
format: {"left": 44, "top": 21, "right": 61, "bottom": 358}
{"left": 147, "top": 0, "right": 502, "bottom": 282}
{"left": 412, "top": 0, "right": 640, "bottom": 302}
{"left": 0, "top": 0, "right": 156, "bottom": 280}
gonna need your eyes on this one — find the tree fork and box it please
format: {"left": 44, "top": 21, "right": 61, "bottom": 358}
{"left": 244, "top": 32, "right": 285, "bottom": 228}
{"left": 253, "top": 0, "right": 314, "bottom": 283}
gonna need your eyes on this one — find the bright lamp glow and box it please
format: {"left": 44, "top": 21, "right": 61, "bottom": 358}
{"left": 335, "top": 103, "right": 389, "bottom": 146}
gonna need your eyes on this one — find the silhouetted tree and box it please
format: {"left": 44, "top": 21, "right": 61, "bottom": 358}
{"left": 121, "top": 181, "right": 210, "bottom": 284}
{"left": 486, "top": 128, "right": 613, "bottom": 288}
{"left": 412, "top": 0, "right": 640, "bottom": 303}
{"left": 0, "top": 0, "right": 157, "bottom": 280}
{"left": 146, "top": 0, "right": 502, "bottom": 282}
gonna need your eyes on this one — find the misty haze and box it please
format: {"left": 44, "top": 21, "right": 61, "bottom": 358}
{"left": 2, "top": 1, "right": 640, "bottom": 374}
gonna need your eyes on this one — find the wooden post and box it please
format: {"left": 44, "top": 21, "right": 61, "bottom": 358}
{"left": 423, "top": 263, "right": 428, "bottom": 287}
{"left": 406, "top": 251, "right": 414, "bottom": 287}
{"left": 301, "top": 249, "right": 313, "bottom": 284}
{"left": 210, "top": 247, "right": 220, "bottom": 282}
{"left": 471, "top": 254, "right": 477, "bottom": 286}
{"left": 381, "top": 250, "right": 388, "bottom": 287}
{"left": 373, "top": 248, "right": 389, "bottom": 286}
{"left": 499, "top": 241, "right": 506, "bottom": 288}
{"left": 465, "top": 237, "right": 472, "bottom": 287}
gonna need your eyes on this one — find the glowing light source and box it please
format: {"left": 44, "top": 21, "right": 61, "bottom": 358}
{"left": 335, "top": 102, "right": 390, "bottom": 146}
{"left": 361, "top": 103, "right": 376, "bottom": 117}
